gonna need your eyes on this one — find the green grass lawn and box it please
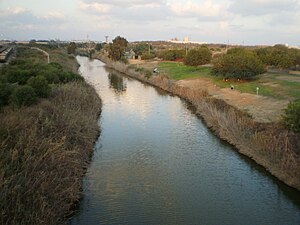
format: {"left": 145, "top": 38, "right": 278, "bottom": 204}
{"left": 158, "top": 61, "right": 211, "bottom": 80}
{"left": 158, "top": 61, "right": 300, "bottom": 100}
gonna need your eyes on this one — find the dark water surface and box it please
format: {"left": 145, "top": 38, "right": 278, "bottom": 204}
{"left": 70, "top": 56, "right": 300, "bottom": 225}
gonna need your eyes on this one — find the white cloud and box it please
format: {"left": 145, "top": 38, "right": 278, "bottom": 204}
{"left": 82, "top": 0, "right": 164, "bottom": 7}
{"left": 229, "top": 0, "right": 300, "bottom": 16}
{"left": 168, "top": 0, "right": 223, "bottom": 18}
{"left": 79, "top": 0, "right": 171, "bottom": 22}
{"left": 43, "top": 12, "right": 65, "bottom": 20}
{"left": 0, "top": 7, "right": 29, "bottom": 17}
{"left": 79, "top": 1, "right": 111, "bottom": 14}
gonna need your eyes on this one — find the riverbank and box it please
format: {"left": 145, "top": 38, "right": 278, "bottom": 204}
{"left": 0, "top": 49, "right": 102, "bottom": 225}
{"left": 95, "top": 53, "right": 300, "bottom": 192}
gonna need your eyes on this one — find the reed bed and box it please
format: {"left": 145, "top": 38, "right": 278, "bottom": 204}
{"left": 0, "top": 82, "right": 102, "bottom": 225}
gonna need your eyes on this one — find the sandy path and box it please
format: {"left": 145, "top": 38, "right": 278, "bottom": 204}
{"left": 177, "top": 77, "right": 289, "bottom": 123}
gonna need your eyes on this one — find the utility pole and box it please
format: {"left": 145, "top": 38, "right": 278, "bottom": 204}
{"left": 185, "top": 44, "right": 188, "bottom": 56}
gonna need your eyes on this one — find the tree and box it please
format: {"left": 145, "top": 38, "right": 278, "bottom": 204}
{"left": 67, "top": 42, "right": 77, "bottom": 54}
{"left": 132, "top": 43, "right": 149, "bottom": 56}
{"left": 184, "top": 47, "right": 212, "bottom": 66}
{"left": 283, "top": 100, "right": 300, "bottom": 133}
{"left": 95, "top": 43, "right": 104, "bottom": 51}
{"left": 108, "top": 36, "right": 128, "bottom": 61}
{"left": 212, "top": 49, "right": 266, "bottom": 79}
{"left": 29, "top": 39, "right": 36, "bottom": 46}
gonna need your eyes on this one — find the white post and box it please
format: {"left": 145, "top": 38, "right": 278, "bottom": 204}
{"left": 256, "top": 87, "right": 259, "bottom": 96}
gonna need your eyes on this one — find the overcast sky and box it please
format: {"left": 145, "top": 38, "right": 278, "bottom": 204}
{"left": 1, "top": 0, "right": 299, "bottom": 45}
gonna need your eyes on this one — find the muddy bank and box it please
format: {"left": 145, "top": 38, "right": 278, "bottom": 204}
{"left": 95, "top": 53, "right": 300, "bottom": 192}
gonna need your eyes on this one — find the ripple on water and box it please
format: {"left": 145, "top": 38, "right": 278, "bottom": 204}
{"left": 70, "top": 56, "right": 300, "bottom": 225}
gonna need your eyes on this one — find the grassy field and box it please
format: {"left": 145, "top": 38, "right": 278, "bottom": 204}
{"left": 159, "top": 61, "right": 211, "bottom": 80}
{"left": 158, "top": 61, "right": 300, "bottom": 100}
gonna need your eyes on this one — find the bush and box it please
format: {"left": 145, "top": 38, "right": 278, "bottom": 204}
{"left": 27, "top": 75, "right": 51, "bottom": 98}
{"left": 255, "top": 45, "right": 300, "bottom": 69}
{"left": 0, "top": 83, "right": 13, "bottom": 108}
{"left": 141, "top": 52, "right": 156, "bottom": 60}
{"left": 11, "top": 85, "right": 37, "bottom": 107}
{"left": 58, "top": 72, "right": 84, "bottom": 83}
{"left": 159, "top": 49, "right": 185, "bottom": 61}
{"left": 184, "top": 48, "right": 212, "bottom": 66}
{"left": 7, "top": 69, "right": 32, "bottom": 85}
{"left": 212, "top": 49, "right": 266, "bottom": 79}
{"left": 283, "top": 100, "right": 300, "bottom": 133}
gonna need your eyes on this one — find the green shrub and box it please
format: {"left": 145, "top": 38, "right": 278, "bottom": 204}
{"left": 7, "top": 69, "right": 33, "bottom": 84}
{"left": 184, "top": 48, "right": 212, "bottom": 66}
{"left": 27, "top": 76, "right": 51, "bottom": 98}
{"left": 255, "top": 45, "right": 300, "bottom": 69}
{"left": 283, "top": 100, "right": 300, "bottom": 133}
{"left": 11, "top": 85, "right": 37, "bottom": 107}
{"left": 159, "top": 50, "right": 185, "bottom": 61}
{"left": 141, "top": 52, "right": 156, "bottom": 60}
{"left": 58, "top": 72, "right": 84, "bottom": 83}
{"left": 43, "top": 70, "right": 60, "bottom": 83}
{"left": 212, "top": 49, "right": 265, "bottom": 79}
{"left": 0, "top": 83, "right": 12, "bottom": 107}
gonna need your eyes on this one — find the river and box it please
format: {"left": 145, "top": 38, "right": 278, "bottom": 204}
{"left": 70, "top": 56, "right": 300, "bottom": 225}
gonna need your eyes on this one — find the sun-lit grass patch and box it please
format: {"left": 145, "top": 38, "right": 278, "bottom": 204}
{"left": 158, "top": 61, "right": 211, "bottom": 80}
{"left": 158, "top": 61, "right": 300, "bottom": 99}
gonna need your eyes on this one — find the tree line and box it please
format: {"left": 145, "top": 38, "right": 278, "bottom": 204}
{"left": 101, "top": 36, "right": 300, "bottom": 133}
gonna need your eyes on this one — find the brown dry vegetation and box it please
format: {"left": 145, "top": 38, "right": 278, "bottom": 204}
{"left": 97, "top": 53, "right": 300, "bottom": 191}
{"left": 0, "top": 82, "right": 101, "bottom": 225}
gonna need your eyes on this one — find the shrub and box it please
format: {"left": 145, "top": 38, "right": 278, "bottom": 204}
{"left": 7, "top": 69, "right": 33, "bottom": 84}
{"left": 212, "top": 49, "right": 266, "bottom": 80}
{"left": 27, "top": 75, "right": 51, "bottom": 98}
{"left": 255, "top": 45, "right": 300, "bottom": 69}
{"left": 159, "top": 50, "right": 185, "bottom": 61}
{"left": 283, "top": 100, "right": 300, "bottom": 133}
{"left": 58, "top": 72, "right": 84, "bottom": 83}
{"left": 184, "top": 48, "right": 212, "bottom": 66}
{"left": 0, "top": 83, "right": 12, "bottom": 107}
{"left": 141, "top": 52, "right": 156, "bottom": 60}
{"left": 11, "top": 85, "right": 37, "bottom": 106}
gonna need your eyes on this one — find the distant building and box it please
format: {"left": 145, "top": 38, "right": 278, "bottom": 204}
{"left": 124, "top": 49, "right": 136, "bottom": 60}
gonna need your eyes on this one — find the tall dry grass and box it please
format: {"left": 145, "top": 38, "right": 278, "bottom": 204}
{"left": 97, "top": 53, "right": 300, "bottom": 191}
{"left": 0, "top": 82, "right": 101, "bottom": 225}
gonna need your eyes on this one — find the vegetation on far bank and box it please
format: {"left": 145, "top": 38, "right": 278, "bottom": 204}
{"left": 0, "top": 46, "right": 101, "bottom": 225}
{"left": 158, "top": 61, "right": 300, "bottom": 100}
{"left": 99, "top": 54, "right": 300, "bottom": 191}
{"left": 0, "top": 56, "right": 83, "bottom": 108}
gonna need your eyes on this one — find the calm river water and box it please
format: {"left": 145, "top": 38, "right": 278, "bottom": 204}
{"left": 70, "top": 56, "right": 300, "bottom": 225}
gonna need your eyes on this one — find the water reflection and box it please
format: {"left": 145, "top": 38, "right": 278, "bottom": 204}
{"left": 71, "top": 56, "right": 300, "bottom": 225}
{"left": 108, "top": 72, "right": 126, "bottom": 93}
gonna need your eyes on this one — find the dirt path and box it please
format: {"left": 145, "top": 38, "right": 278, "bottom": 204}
{"left": 177, "top": 77, "right": 289, "bottom": 123}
